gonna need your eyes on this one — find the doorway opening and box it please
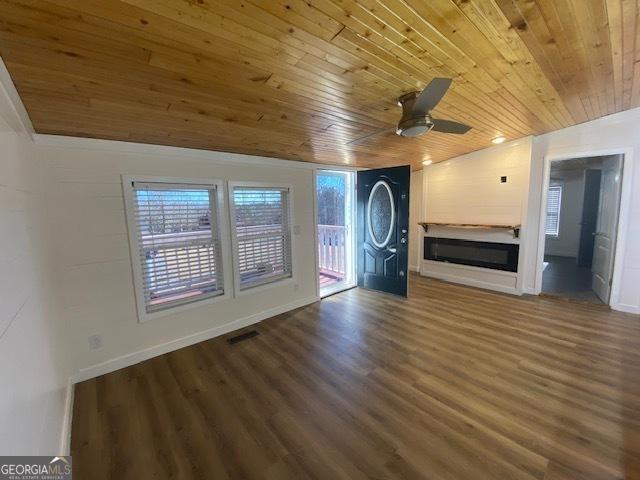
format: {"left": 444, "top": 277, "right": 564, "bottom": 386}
{"left": 541, "top": 155, "right": 623, "bottom": 304}
{"left": 316, "top": 170, "right": 356, "bottom": 297}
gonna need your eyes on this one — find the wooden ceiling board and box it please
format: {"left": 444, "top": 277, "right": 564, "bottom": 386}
{"left": 0, "top": 0, "right": 637, "bottom": 169}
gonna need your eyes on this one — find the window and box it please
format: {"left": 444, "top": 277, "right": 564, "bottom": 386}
{"left": 230, "top": 184, "right": 293, "bottom": 291}
{"left": 545, "top": 184, "right": 562, "bottom": 236}
{"left": 125, "top": 179, "right": 225, "bottom": 319}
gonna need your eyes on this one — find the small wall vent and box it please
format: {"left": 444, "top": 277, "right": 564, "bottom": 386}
{"left": 227, "top": 330, "right": 260, "bottom": 344}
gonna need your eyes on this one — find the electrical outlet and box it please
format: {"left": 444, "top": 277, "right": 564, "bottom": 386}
{"left": 88, "top": 334, "right": 103, "bottom": 350}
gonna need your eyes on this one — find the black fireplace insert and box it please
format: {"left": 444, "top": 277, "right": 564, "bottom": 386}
{"left": 424, "top": 237, "right": 519, "bottom": 272}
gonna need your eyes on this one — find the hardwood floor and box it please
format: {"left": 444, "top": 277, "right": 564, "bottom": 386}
{"left": 71, "top": 275, "right": 640, "bottom": 479}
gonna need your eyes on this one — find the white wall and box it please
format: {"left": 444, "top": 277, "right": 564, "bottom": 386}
{"left": 419, "top": 138, "right": 533, "bottom": 294}
{"left": 544, "top": 168, "right": 585, "bottom": 257}
{"left": 36, "top": 137, "right": 319, "bottom": 381}
{"left": 521, "top": 108, "right": 640, "bottom": 314}
{"left": 0, "top": 79, "right": 71, "bottom": 454}
{"left": 409, "top": 170, "right": 423, "bottom": 271}
{"left": 422, "top": 138, "right": 533, "bottom": 226}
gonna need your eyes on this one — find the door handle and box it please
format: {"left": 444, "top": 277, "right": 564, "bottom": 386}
{"left": 387, "top": 247, "right": 397, "bottom": 253}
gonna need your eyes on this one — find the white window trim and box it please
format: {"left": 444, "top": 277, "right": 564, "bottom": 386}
{"left": 228, "top": 181, "right": 296, "bottom": 297}
{"left": 122, "top": 175, "right": 233, "bottom": 323}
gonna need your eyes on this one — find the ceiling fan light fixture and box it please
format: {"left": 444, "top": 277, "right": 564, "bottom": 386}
{"left": 397, "top": 113, "right": 433, "bottom": 137}
{"left": 399, "top": 123, "right": 430, "bottom": 137}
{"left": 349, "top": 78, "right": 470, "bottom": 145}
{"left": 492, "top": 136, "right": 506, "bottom": 144}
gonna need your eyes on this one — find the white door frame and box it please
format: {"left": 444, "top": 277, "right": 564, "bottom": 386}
{"left": 534, "top": 148, "right": 633, "bottom": 309}
{"left": 313, "top": 168, "right": 358, "bottom": 298}
{"left": 312, "top": 169, "right": 321, "bottom": 299}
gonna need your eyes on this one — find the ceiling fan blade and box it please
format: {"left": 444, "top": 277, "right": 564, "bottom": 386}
{"left": 346, "top": 127, "right": 395, "bottom": 146}
{"left": 431, "top": 118, "right": 471, "bottom": 134}
{"left": 413, "top": 77, "right": 453, "bottom": 114}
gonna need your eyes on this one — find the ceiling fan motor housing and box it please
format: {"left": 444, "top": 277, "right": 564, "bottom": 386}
{"left": 396, "top": 91, "right": 434, "bottom": 137}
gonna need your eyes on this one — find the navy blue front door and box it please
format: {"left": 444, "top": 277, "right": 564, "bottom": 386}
{"left": 357, "top": 166, "right": 410, "bottom": 296}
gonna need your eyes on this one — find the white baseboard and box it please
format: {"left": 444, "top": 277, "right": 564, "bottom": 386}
{"left": 71, "top": 295, "right": 319, "bottom": 383}
{"left": 59, "top": 378, "right": 74, "bottom": 455}
{"left": 422, "top": 270, "right": 522, "bottom": 296}
{"left": 420, "top": 260, "right": 521, "bottom": 296}
{"left": 515, "top": 289, "right": 638, "bottom": 314}
{"left": 611, "top": 303, "right": 640, "bottom": 315}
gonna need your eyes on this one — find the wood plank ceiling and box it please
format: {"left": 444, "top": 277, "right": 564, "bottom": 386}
{"left": 0, "top": 0, "right": 637, "bottom": 169}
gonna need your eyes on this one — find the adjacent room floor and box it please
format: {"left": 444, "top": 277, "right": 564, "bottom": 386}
{"left": 71, "top": 275, "right": 640, "bottom": 480}
{"left": 542, "top": 255, "right": 603, "bottom": 304}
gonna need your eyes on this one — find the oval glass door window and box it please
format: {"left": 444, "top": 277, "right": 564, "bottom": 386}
{"left": 367, "top": 180, "right": 395, "bottom": 248}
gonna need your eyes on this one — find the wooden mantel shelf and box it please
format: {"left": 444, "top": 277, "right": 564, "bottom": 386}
{"left": 418, "top": 222, "right": 521, "bottom": 238}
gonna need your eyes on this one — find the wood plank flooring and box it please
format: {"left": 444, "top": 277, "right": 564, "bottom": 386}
{"left": 71, "top": 275, "right": 640, "bottom": 479}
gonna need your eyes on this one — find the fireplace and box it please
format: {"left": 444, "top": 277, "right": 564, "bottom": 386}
{"left": 424, "top": 237, "right": 519, "bottom": 272}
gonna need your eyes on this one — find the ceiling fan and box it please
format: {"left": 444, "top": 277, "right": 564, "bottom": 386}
{"left": 348, "top": 78, "right": 471, "bottom": 145}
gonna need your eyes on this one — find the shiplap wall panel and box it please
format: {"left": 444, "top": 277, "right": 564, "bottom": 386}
{"left": 0, "top": 97, "right": 71, "bottom": 455}
{"left": 424, "top": 139, "right": 532, "bottom": 225}
{"left": 42, "top": 144, "right": 318, "bottom": 373}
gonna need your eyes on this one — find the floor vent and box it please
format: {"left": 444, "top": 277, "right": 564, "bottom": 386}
{"left": 227, "top": 330, "right": 259, "bottom": 344}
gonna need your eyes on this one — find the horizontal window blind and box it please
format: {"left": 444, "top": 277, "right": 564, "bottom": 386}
{"left": 232, "top": 186, "right": 292, "bottom": 290}
{"left": 545, "top": 184, "right": 562, "bottom": 236}
{"left": 132, "top": 182, "right": 224, "bottom": 313}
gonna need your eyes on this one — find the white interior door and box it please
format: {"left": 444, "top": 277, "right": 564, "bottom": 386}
{"left": 591, "top": 156, "right": 622, "bottom": 303}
